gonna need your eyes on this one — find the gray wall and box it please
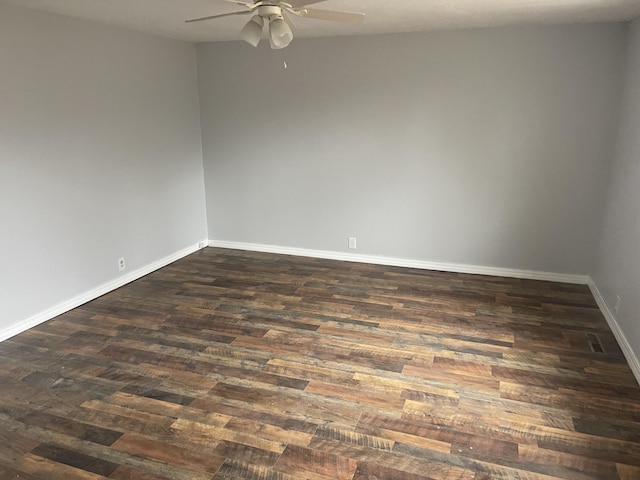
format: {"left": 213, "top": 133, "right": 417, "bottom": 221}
{"left": 198, "top": 25, "right": 625, "bottom": 275}
{"left": 594, "top": 18, "right": 640, "bottom": 361}
{"left": 0, "top": 4, "right": 208, "bottom": 331}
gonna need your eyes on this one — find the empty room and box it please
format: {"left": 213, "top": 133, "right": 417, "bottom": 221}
{"left": 1, "top": 0, "right": 640, "bottom": 478}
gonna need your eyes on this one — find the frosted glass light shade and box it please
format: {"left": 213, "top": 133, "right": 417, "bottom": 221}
{"left": 240, "top": 16, "right": 264, "bottom": 47}
{"left": 269, "top": 15, "right": 292, "bottom": 49}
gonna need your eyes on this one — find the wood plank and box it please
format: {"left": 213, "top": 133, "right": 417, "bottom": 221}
{"left": 112, "top": 433, "right": 225, "bottom": 473}
{"left": 16, "top": 453, "right": 106, "bottom": 480}
{"left": 108, "top": 465, "right": 173, "bottom": 480}
{"left": 274, "top": 444, "right": 358, "bottom": 480}
{"left": 353, "top": 462, "right": 436, "bottom": 480}
{"left": 171, "top": 417, "right": 287, "bottom": 453}
{"left": 30, "top": 443, "right": 120, "bottom": 477}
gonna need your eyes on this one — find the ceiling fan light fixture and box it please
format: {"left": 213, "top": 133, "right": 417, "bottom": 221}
{"left": 269, "top": 34, "right": 286, "bottom": 50}
{"left": 185, "top": 1, "right": 365, "bottom": 50}
{"left": 239, "top": 15, "right": 264, "bottom": 47}
{"left": 269, "top": 15, "right": 293, "bottom": 49}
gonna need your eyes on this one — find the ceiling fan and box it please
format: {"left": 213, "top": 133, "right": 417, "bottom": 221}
{"left": 186, "top": 0, "right": 365, "bottom": 49}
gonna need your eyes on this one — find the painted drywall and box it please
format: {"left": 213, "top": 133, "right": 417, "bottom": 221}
{"left": 198, "top": 25, "right": 625, "bottom": 275}
{"left": 593, "top": 18, "right": 640, "bottom": 364}
{"left": 0, "top": 4, "right": 208, "bottom": 333}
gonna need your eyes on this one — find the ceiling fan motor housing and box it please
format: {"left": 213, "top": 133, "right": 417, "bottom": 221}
{"left": 258, "top": 5, "right": 282, "bottom": 19}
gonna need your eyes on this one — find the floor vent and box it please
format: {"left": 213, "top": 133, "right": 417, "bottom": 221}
{"left": 586, "top": 333, "right": 604, "bottom": 353}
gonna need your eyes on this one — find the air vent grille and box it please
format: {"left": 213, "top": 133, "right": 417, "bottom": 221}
{"left": 586, "top": 333, "right": 604, "bottom": 354}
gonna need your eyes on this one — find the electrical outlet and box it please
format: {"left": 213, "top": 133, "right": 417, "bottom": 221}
{"left": 118, "top": 257, "right": 126, "bottom": 272}
{"left": 614, "top": 295, "right": 621, "bottom": 315}
{"left": 348, "top": 237, "right": 357, "bottom": 249}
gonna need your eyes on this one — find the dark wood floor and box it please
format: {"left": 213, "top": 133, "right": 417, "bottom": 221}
{"left": 1, "top": 248, "right": 640, "bottom": 479}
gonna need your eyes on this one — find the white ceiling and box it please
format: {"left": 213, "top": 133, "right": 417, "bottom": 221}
{"left": 3, "top": 0, "right": 640, "bottom": 43}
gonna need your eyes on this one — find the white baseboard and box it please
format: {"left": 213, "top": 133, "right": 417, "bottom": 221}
{"left": 208, "top": 240, "right": 588, "bottom": 284}
{"left": 0, "top": 240, "right": 208, "bottom": 343}
{"left": 588, "top": 279, "right": 640, "bottom": 385}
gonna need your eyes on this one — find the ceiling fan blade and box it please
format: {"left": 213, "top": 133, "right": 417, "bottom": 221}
{"left": 285, "top": 0, "right": 327, "bottom": 8}
{"left": 292, "top": 7, "right": 365, "bottom": 23}
{"left": 225, "top": 0, "right": 259, "bottom": 7}
{"left": 186, "top": 10, "right": 252, "bottom": 23}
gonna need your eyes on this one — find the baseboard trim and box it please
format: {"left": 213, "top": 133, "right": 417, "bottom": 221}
{"left": 588, "top": 278, "right": 640, "bottom": 385}
{"left": 208, "top": 240, "right": 588, "bottom": 284}
{"left": 0, "top": 240, "right": 208, "bottom": 343}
